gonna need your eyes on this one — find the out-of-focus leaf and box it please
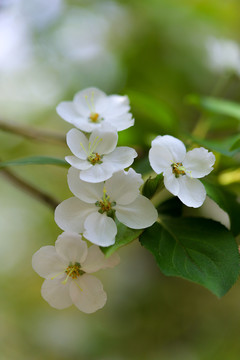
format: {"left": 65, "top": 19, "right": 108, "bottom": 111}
{"left": 230, "top": 137, "right": 240, "bottom": 151}
{"left": 187, "top": 95, "right": 240, "bottom": 120}
{"left": 101, "top": 222, "right": 142, "bottom": 257}
{"left": 0, "top": 156, "right": 69, "bottom": 168}
{"left": 140, "top": 218, "right": 240, "bottom": 298}
{"left": 203, "top": 180, "right": 240, "bottom": 236}
{"left": 128, "top": 90, "right": 177, "bottom": 131}
{"left": 142, "top": 174, "right": 163, "bottom": 199}
{"left": 190, "top": 135, "right": 240, "bottom": 157}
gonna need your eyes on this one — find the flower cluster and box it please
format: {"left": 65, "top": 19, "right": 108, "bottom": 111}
{"left": 149, "top": 135, "right": 215, "bottom": 208}
{"left": 32, "top": 87, "right": 158, "bottom": 313}
{"left": 32, "top": 87, "right": 215, "bottom": 313}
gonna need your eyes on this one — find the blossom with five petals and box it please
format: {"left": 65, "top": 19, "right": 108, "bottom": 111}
{"left": 55, "top": 167, "right": 158, "bottom": 247}
{"left": 65, "top": 124, "right": 137, "bottom": 183}
{"left": 56, "top": 87, "right": 134, "bottom": 132}
{"left": 149, "top": 135, "right": 215, "bottom": 208}
{"left": 32, "top": 232, "right": 120, "bottom": 313}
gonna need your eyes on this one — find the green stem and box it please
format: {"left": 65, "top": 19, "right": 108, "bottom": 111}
{"left": 192, "top": 72, "right": 234, "bottom": 139}
{"left": 151, "top": 188, "right": 173, "bottom": 208}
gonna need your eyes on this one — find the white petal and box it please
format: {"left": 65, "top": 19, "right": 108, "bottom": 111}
{"left": 105, "top": 113, "right": 134, "bottom": 131}
{"left": 55, "top": 232, "right": 88, "bottom": 265}
{"left": 55, "top": 197, "right": 96, "bottom": 233}
{"left": 41, "top": 278, "right": 72, "bottom": 309}
{"left": 73, "top": 87, "right": 106, "bottom": 116}
{"left": 80, "top": 163, "right": 113, "bottom": 183}
{"left": 178, "top": 176, "right": 206, "bottom": 208}
{"left": 89, "top": 126, "right": 118, "bottom": 155}
{"left": 183, "top": 148, "right": 215, "bottom": 178}
{"left": 103, "top": 252, "right": 121, "bottom": 268}
{"left": 65, "top": 156, "right": 92, "bottom": 170}
{"left": 32, "top": 246, "right": 66, "bottom": 279}
{"left": 163, "top": 167, "right": 180, "bottom": 196}
{"left": 81, "top": 245, "right": 120, "bottom": 273}
{"left": 151, "top": 135, "right": 186, "bottom": 163}
{"left": 68, "top": 167, "right": 103, "bottom": 202}
{"left": 72, "top": 120, "right": 96, "bottom": 133}
{"left": 83, "top": 212, "right": 117, "bottom": 247}
{"left": 103, "top": 147, "right": 137, "bottom": 172}
{"left": 70, "top": 274, "right": 107, "bottom": 313}
{"left": 66, "top": 128, "right": 89, "bottom": 159}
{"left": 149, "top": 143, "right": 172, "bottom": 174}
{"left": 56, "top": 101, "right": 82, "bottom": 126}
{"left": 57, "top": 106, "right": 93, "bottom": 132}
{"left": 105, "top": 168, "right": 143, "bottom": 205}
{"left": 116, "top": 195, "right": 158, "bottom": 229}
{"left": 96, "top": 94, "right": 130, "bottom": 116}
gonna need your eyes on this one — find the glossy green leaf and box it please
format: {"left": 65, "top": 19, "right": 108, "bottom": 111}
{"left": 101, "top": 222, "right": 143, "bottom": 257}
{"left": 203, "top": 180, "right": 240, "bottom": 236}
{"left": 0, "top": 156, "right": 69, "bottom": 168}
{"left": 188, "top": 95, "right": 240, "bottom": 120}
{"left": 140, "top": 218, "right": 239, "bottom": 297}
{"left": 142, "top": 174, "right": 164, "bottom": 199}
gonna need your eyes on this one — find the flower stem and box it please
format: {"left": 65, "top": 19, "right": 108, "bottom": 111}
{"left": 192, "top": 72, "right": 234, "bottom": 139}
{"left": 0, "top": 119, "right": 66, "bottom": 145}
{"left": 151, "top": 188, "right": 173, "bottom": 208}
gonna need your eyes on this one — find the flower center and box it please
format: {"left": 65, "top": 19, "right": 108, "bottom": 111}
{"left": 95, "top": 187, "right": 116, "bottom": 218}
{"left": 87, "top": 152, "right": 103, "bottom": 165}
{"left": 80, "top": 135, "right": 104, "bottom": 165}
{"left": 89, "top": 112, "right": 100, "bottom": 123}
{"left": 65, "top": 262, "right": 84, "bottom": 279}
{"left": 171, "top": 162, "right": 186, "bottom": 178}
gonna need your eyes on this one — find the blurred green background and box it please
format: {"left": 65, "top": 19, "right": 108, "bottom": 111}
{"left": 0, "top": 0, "right": 240, "bottom": 359}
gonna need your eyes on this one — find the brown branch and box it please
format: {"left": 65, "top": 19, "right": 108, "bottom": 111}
{"left": 0, "top": 119, "right": 66, "bottom": 145}
{"left": 1, "top": 167, "right": 59, "bottom": 210}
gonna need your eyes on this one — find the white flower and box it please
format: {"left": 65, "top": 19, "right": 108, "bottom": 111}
{"left": 149, "top": 135, "right": 215, "bottom": 208}
{"left": 55, "top": 168, "right": 158, "bottom": 247}
{"left": 206, "top": 37, "right": 240, "bottom": 76}
{"left": 65, "top": 124, "right": 137, "bottom": 183}
{"left": 56, "top": 87, "right": 134, "bottom": 132}
{"left": 32, "top": 232, "right": 120, "bottom": 313}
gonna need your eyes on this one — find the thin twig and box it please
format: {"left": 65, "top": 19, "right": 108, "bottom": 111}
{"left": 0, "top": 119, "right": 66, "bottom": 145}
{"left": 0, "top": 167, "right": 59, "bottom": 210}
{"left": 192, "top": 73, "right": 233, "bottom": 138}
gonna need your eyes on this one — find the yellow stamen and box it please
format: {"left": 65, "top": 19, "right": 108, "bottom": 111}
{"left": 73, "top": 279, "right": 83, "bottom": 292}
{"left": 61, "top": 263, "right": 84, "bottom": 285}
{"left": 89, "top": 112, "right": 99, "bottom": 122}
{"left": 171, "top": 162, "right": 186, "bottom": 177}
{"left": 85, "top": 94, "right": 95, "bottom": 113}
{"left": 50, "top": 271, "right": 65, "bottom": 280}
{"left": 88, "top": 152, "right": 102, "bottom": 165}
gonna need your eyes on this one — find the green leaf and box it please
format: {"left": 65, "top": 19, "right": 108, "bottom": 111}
{"left": 140, "top": 218, "right": 239, "bottom": 297}
{"left": 157, "top": 197, "right": 183, "bottom": 217}
{"left": 230, "top": 137, "right": 240, "bottom": 151}
{"left": 127, "top": 90, "right": 177, "bottom": 131}
{"left": 142, "top": 174, "right": 163, "bottom": 199}
{"left": 188, "top": 95, "right": 240, "bottom": 120}
{"left": 190, "top": 134, "right": 240, "bottom": 157}
{"left": 101, "top": 222, "right": 143, "bottom": 257}
{"left": 0, "top": 156, "right": 69, "bottom": 168}
{"left": 203, "top": 180, "right": 240, "bottom": 236}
